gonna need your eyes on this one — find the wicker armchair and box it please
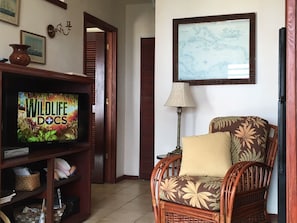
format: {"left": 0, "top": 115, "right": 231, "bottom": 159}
{"left": 0, "top": 211, "right": 10, "bottom": 223}
{"left": 151, "top": 116, "right": 278, "bottom": 223}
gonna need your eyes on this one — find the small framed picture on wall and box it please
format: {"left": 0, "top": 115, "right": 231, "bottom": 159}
{"left": 21, "top": 30, "right": 46, "bottom": 64}
{"left": 0, "top": 0, "right": 20, "bottom": 26}
{"left": 45, "top": 0, "right": 67, "bottom": 9}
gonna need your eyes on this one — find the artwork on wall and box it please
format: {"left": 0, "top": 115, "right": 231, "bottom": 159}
{"left": 173, "top": 13, "right": 256, "bottom": 85}
{"left": 0, "top": 0, "right": 20, "bottom": 26}
{"left": 45, "top": 0, "right": 67, "bottom": 9}
{"left": 21, "top": 30, "right": 46, "bottom": 64}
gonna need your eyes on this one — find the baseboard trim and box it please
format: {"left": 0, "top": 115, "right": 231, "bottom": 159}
{"left": 269, "top": 214, "right": 278, "bottom": 222}
{"left": 116, "top": 175, "right": 139, "bottom": 182}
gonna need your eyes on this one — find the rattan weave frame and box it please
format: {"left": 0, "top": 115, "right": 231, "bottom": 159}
{"left": 151, "top": 124, "right": 278, "bottom": 223}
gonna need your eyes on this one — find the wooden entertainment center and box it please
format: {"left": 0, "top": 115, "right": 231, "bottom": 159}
{"left": 0, "top": 63, "right": 93, "bottom": 223}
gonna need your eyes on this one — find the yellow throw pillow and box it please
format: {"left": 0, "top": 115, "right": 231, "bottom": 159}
{"left": 179, "top": 132, "right": 232, "bottom": 177}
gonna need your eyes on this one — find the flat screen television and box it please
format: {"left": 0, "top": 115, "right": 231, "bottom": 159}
{"left": 2, "top": 90, "right": 89, "bottom": 148}
{"left": 18, "top": 92, "right": 79, "bottom": 143}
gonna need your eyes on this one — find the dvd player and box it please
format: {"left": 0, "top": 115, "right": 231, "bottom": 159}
{"left": 3, "top": 146, "right": 29, "bottom": 159}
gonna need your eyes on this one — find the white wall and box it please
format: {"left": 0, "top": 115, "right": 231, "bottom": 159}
{"left": 0, "top": 0, "right": 117, "bottom": 73}
{"left": 154, "top": 0, "right": 284, "bottom": 214}
{"left": 118, "top": 3, "right": 155, "bottom": 176}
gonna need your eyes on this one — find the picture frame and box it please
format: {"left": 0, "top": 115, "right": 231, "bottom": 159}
{"left": 173, "top": 13, "right": 256, "bottom": 85}
{"left": 21, "top": 30, "right": 46, "bottom": 64}
{"left": 0, "top": 0, "right": 20, "bottom": 26}
{"left": 45, "top": 0, "right": 67, "bottom": 9}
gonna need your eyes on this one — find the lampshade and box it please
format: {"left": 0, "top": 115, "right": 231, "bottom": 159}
{"left": 165, "top": 82, "right": 196, "bottom": 107}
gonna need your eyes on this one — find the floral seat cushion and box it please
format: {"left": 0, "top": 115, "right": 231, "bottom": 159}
{"left": 160, "top": 175, "right": 223, "bottom": 211}
{"left": 209, "top": 116, "right": 269, "bottom": 164}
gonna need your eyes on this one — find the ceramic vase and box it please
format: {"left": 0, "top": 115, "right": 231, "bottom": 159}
{"left": 9, "top": 44, "right": 31, "bottom": 66}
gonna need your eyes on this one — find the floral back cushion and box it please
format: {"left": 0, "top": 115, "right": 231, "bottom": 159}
{"left": 209, "top": 116, "right": 269, "bottom": 164}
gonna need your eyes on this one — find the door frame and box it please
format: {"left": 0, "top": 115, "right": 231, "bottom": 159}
{"left": 286, "top": 0, "right": 297, "bottom": 221}
{"left": 83, "top": 12, "right": 117, "bottom": 183}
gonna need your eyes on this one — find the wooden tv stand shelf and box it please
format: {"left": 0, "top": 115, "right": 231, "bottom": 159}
{"left": 0, "top": 63, "right": 93, "bottom": 223}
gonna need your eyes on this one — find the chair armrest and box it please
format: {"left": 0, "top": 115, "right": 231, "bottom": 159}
{"left": 150, "top": 154, "right": 181, "bottom": 223}
{"left": 220, "top": 161, "right": 272, "bottom": 223}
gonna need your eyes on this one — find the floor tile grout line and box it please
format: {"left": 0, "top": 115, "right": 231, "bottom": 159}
{"left": 92, "top": 188, "right": 149, "bottom": 221}
{"left": 85, "top": 180, "right": 154, "bottom": 223}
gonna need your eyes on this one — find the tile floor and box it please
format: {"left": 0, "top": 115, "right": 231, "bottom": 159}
{"left": 83, "top": 180, "right": 154, "bottom": 223}
{"left": 83, "top": 179, "right": 278, "bottom": 223}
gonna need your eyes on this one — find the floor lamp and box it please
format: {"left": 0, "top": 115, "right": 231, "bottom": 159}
{"left": 165, "top": 82, "right": 196, "bottom": 154}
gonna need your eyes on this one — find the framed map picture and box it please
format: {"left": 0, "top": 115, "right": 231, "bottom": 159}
{"left": 0, "top": 0, "right": 20, "bottom": 26}
{"left": 173, "top": 13, "right": 256, "bottom": 85}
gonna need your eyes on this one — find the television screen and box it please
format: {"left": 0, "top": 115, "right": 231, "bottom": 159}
{"left": 17, "top": 92, "right": 79, "bottom": 143}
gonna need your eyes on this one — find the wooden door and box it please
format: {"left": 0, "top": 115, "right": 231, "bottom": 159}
{"left": 86, "top": 32, "right": 106, "bottom": 183}
{"left": 139, "top": 38, "right": 155, "bottom": 180}
{"left": 84, "top": 12, "right": 118, "bottom": 183}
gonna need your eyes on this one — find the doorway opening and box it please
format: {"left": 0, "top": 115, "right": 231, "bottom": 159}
{"left": 83, "top": 12, "right": 117, "bottom": 183}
